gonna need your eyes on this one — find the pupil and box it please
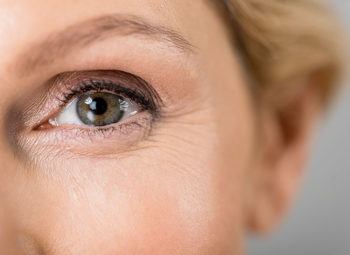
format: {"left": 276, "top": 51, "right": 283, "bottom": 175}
{"left": 88, "top": 97, "right": 108, "bottom": 115}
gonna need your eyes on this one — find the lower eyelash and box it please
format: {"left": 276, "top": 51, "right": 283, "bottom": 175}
{"left": 47, "top": 113, "right": 152, "bottom": 141}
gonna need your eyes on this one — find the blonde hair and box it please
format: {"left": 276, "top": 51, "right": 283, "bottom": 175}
{"left": 219, "top": 0, "right": 345, "bottom": 105}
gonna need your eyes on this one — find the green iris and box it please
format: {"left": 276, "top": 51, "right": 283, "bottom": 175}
{"left": 76, "top": 92, "right": 125, "bottom": 126}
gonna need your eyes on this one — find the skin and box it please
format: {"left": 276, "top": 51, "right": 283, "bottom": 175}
{"left": 0, "top": 0, "right": 322, "bottom": 254}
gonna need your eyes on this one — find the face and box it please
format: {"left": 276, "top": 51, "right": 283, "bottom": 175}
{"left": 0, "top": 1, "right": 318, "bottom": 254}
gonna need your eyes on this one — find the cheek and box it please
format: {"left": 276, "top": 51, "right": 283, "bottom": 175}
{"left": 1, "top": 49, "right": 254, "bottom": 254}
{"left": 4, "top": 105, "right": 253, "bottom": 255}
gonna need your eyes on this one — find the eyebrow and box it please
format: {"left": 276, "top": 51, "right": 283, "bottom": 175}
{"left": 16, "top": 14, "right": 194, "bottom": 75}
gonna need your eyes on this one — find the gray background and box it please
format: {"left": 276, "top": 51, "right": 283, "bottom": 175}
{"left": 248, "top": 1, "right": 349, "bottom": 254}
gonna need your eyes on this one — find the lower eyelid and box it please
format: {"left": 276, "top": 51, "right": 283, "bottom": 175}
{"left": 20, "top": 112, "right": 154, "bottom": 158}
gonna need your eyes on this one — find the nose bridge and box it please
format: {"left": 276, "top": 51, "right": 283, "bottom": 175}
{"left": 0, "top": 50, "right": 16, "bottom": 250}
{"left": 0, "top": 106, "right": 38, "bottom": 254}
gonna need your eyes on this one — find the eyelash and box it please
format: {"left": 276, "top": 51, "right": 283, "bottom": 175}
{"left": 33, "top": 70, "right": 163, "bottom": 142}
{"left": 57, "top": 79, "right": 158, "bottom": 115}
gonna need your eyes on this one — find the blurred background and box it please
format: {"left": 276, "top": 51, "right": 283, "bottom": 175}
{"left": 248, "top": 1, "right": 350, "bottom": 254}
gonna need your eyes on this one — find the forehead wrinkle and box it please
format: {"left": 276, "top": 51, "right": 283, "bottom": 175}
{"left": 14, "top": 14, "right": 194, "bottom": 77}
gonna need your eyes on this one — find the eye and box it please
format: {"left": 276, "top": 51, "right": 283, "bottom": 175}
{"left": 34, "top": 71, "right": 162, "bottom": 134}
{"left": 51, "top": 91, "right": 139, "bottom": 127}
{"left": 17, "top": 71, "right": 163, "bottom": 157}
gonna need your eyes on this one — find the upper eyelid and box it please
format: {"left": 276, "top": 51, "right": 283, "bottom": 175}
{"left": 53, "top": 70, "right": 162, "bottom": 101}
{"left": 51, "top": 70, "right": 163, "bottom": 119}
{"left": 6, "top": 70, "right": 163, "bottom": 135}
{"left": 59, "top": 79, "right": 156, "bottom": 111}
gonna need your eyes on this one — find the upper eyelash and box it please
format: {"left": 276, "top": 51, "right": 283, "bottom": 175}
{"left": 56, "top": 79, "right": 160, "bottom": 116}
